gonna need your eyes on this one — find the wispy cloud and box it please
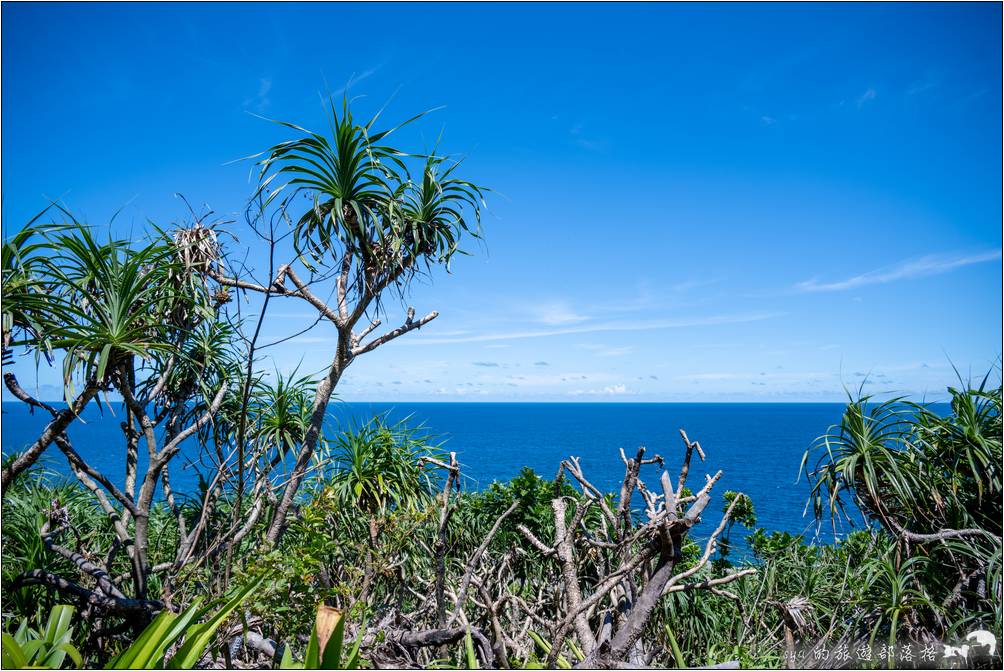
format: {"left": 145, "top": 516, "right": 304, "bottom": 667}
{"left": 578, "top": 344, "right": 633, "bottom": 357}
{"left": 795, "top": 250, "right": 1001, "bottom": 293}
{"left": 502, "top": 283, "right": 713, "bottom": 331}
{"left": 569, "top": 122, "right": 605, "bottom": 151}
{"left": 677, "top": 373, "right": 739, "bottom": 382}
{"left": 405, "top": 312, "right": 782, "bottom": 345}
{"left": 244, "top": 77, "right": 272, "bottom": 113}
{"left": 570, "top": 383, "right": 628, "bottom": 396}
{"left": 530, "top": 302, "right": 589, "bottom": 325}
{"left": 951, "top": 87, "right": 990, "bottom": 109}
{"left": 907, "top": 79, "right": 938, "bottom": 96}
{"left": 329, "top": 68, "right": 380, "bottom": 97}
{"left": 857, "top": 87, "right": 877, "bottom": 108}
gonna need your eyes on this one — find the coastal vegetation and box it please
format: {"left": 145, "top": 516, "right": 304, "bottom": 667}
{"left": 2, "top": 100, "right": 1001, "bottom": 669}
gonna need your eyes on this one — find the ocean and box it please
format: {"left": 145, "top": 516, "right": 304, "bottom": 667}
{"left": 1, "top": 401, "right": 875, "bottom": 544}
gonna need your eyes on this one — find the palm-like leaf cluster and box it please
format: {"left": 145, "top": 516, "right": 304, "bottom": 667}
{"left": 909, "top": 384, "right": 1002, "bottom": 533}
{"left": 46, "top": 230, "right": 181, "bottom": 389}
{"left": 802, "top": 383, "right": 1002, "bottom": 540}
{"left": 254, "top": 98, "right": 484, "bottom": 279}
{"left": 797, "top": 382, "right": 1002, "bottom": 653}
{"left": 2, "top": 219, "right": 223, "bottom": 398}
{"left": 1, "top": 211, "right": 70, "bottom": 362}
{"left": 186, "top": 368, "right": 318, "bottom": 477}
{"left": 324, "top": 415, "right": 444, "bottom": 515}
{"left": 249, "top": 371, "right": 318, "bottom": 455}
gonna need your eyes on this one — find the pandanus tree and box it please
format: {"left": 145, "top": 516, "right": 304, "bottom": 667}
{"left": 1, "top": 217, "right": 80, "bottom": 490}
{"left": 1, "top": 97, "right": 484, "bottom": 623}
{"left": 801, "top": 382, "right": 1003, "bottom": 644}
{"left": 211, "top": 97, "right": 486, "bottom": 543}
{"left": 1, "top": 217, "right": 240, "bottom": 610}
{"left": 1, "top": 97, "right": 487, "bottom": 656}
{"left": 2, "top": 219, "right": 212, "bottom": 493}
{"left": 1, "top": 210, "right": 62, "bottom": 358}
{"left": 327, "top": 417, "right": 443, "bottom": 516}
{"left": 802, "top": 384, "right": 1002, "bottom": 543}
{"left": 3, "top": 212, "right": 319, "bottom": 636}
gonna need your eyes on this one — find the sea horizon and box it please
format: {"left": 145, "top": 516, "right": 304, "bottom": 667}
{"left": 3, "top": 399, "right": 918, "bottom": 545}
{"left": 0, "top": 397, "right": 956, "bottom": 406}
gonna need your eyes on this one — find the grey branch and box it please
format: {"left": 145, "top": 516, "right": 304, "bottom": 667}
{"left": 352, "top": 309, "right": 438, "bottom": 357}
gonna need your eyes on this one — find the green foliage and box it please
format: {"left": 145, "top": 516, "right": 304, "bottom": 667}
{"left": 241, "top": 531, "right": 351, "bottom": 645}
{"left": 1, "top": 217, "right": 223, "bottom": 400}
{"left": 1, "top": 471, "right": 110, "bottom": 616}
{"left": 746, "top": 529, "right": 806, "bottom": 560}
{"left": 1, "top": 580, "right": 259, "bottom": 670}
{"left": 240, "top": 418, "right": 445, "bottom": 640}
{"left": 253, "top": 97, "right": 484, "bottom": 273}
{"left": 167, "top": 580, "right": 262, "bottom": 669}
{"left": 663, "top": 624, "right": 686, "bottom": 668}
{"left": 802, "top": 383, "right": 1002, "bottom": 539}
{"left": 862, "top": 555, "right": 929, "bottom": 650}
{"left": 722, "top": 491, "right": 757, "bottom": 529}
{"left": 46, "top": 226, "right": 199, "bottom": 395}
{"left": 800, "top": 383, "right": 1002, "bottom": 634}
{"left": 526, "top": 631, "right": 572, "bottom": 669}
{"left": 247, "top": 509, "right": 431, "bottom": 639}
{"left": 1, "top": 210, "right": 66, "bottom": 361}
{"left": 651, "top": 382, "right": 1003, "bottom": 668}
{"left": 715, "top": 491, "right": 756, "bottom": 563}
{"left": 1, "top": 97, "right": 493, "bottom": 669}
{"left": 108, "top": 578, "right": 260, "bottom": 669}
{"left": 105, "top": 608, "right": 202, "bottom": 669}
{"left": 1, "top": 604, "right": 82, "bottom": 669}
{"left": 452, "top": 467, "right": 582, "bottom": 554}
{"left": 463, "top": 628, "right": 478, "bottom": 670}
{"left": 2, "top": 347, "right": 999, "bottom": 671}
{"left": 324, "top": 414, "right": 444, "bottom": 515}
{"left": 251, "top": 370, "right": 317, "bottom": 454}
{"left": 1, "top": 466, "right": 181, "bottom": 621}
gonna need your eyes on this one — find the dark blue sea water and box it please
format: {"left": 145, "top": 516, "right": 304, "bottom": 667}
{"left": 2, "top": 402, "right": 877, "bottom": 543}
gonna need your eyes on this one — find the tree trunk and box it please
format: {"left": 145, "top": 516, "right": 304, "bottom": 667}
{"left": 265, "top": 351, "right": 346, "bottom": 544}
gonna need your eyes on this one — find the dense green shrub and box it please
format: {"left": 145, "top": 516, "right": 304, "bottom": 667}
{"left": 3, "top": 383, "right": 1000, "bottom": 668}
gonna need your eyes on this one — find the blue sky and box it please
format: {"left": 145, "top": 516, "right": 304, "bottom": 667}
{"left": 2, "top": 2, "right": 1001, "bottom": 402}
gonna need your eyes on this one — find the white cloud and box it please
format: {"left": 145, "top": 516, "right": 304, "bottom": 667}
{"left": 666, "top": 278, "right": 723, "bottom": 293}
{"left": 578, "top": 344, "right": 633, "bottom": 357}
{"left": 907, "top": 79, "right": 938, "bottom": 96}
{"left": 570, "top": 383, "right": 628, "bottom": 396}
{"left": 529, "top": 302, "right": 589, "bottom": 325}
{"left": 244, "top": 77, "right": 272, "bottom": 113}
{"left": 403, "top": 312, "right": 781, "bottom": 345}
{"left": 795, "top": 250, "right": 1001, "bottom": 293}
{"left": 677, "top": 373, "right": 739, "bottom": 382}
{"left": 857, "top": 88, "right": 877, "bottom": 107}
{"left": 568, "top": 122, "right": 605, "bottom": 151}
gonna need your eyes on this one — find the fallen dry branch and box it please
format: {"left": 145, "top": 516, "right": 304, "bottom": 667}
{"left": 433, "top": 431, "right": 756, "bottom": 669}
